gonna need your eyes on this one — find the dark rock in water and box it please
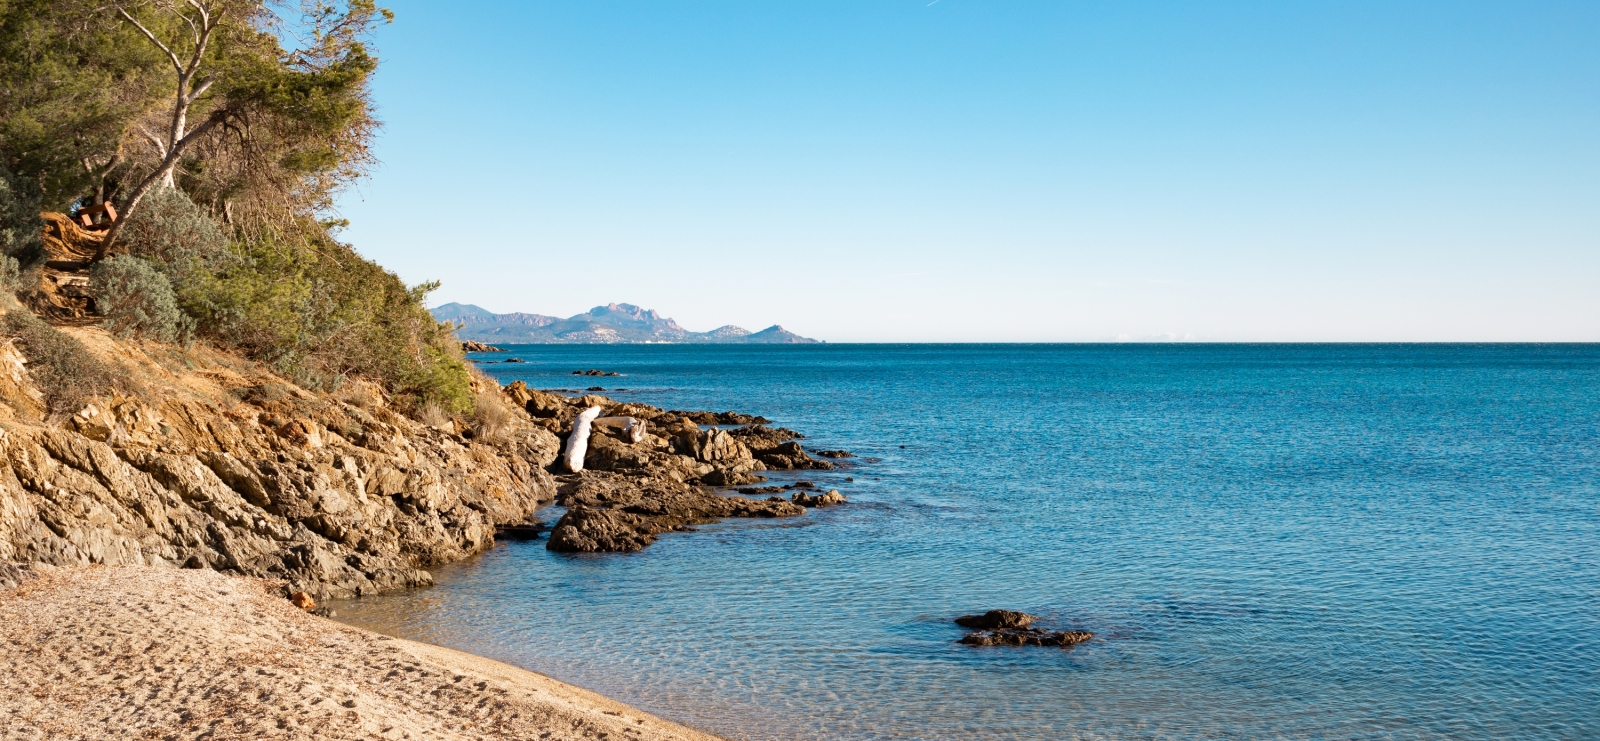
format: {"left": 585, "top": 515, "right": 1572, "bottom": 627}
{"left": 504, "top": 358, "right": 525, "bottom": 363}
{"left": 787, "top": 481, "right": 815, "bottom": 489}
{"left": 791, "top": 489, "right": 846, "bottom": 507}
{"left": 814, "top": 449, "right": 854, "bottom": 458}
{"left": 546, "top": 506, "right": 657, "bottom": 552}
{"left": 954, "top": 610, "right": 1091, "bottom": 648}
{"left": 672, "top": 410, "right": 771, "bottom": 425}
{"left": 728, "top": 425, "right": 803, "bottom": 447}
{"left": 496, "top": 522, "right": 546, "bottom": 541}
{"left": 573, "top": 369, "right": 621, "bottom": 377}
{"left": 955, "top": 610, "right": 1037, "bottom": 630}
{"left": 737, "top": 486, "right": 788, "bottom": 495}
{"left": 547, "top": 471, "right": 803, "bottom": 553}
{"left": 586, "top": 386, "right": 605, "bottom": 391}
{"left": 753, "top": 440, "right": 835, "bottom": 471}
{"left": 959, "top": 629, "right": 1092, "bottom": 648}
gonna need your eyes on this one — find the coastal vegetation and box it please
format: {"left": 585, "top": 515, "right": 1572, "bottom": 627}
{"left": 0, "top": 0, "right": 471, "bottom": 415}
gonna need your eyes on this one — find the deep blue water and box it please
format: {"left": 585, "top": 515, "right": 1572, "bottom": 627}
{"left": 331, "top": 344, "right": 1600, "bottom": 740}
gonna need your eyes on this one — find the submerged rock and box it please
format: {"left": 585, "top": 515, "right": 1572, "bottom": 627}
{"left": 954, "top": 610, "right": 1092, "bottom": 648}
{"left": 959, "top": 629, "right": 1092, "bottom": 648}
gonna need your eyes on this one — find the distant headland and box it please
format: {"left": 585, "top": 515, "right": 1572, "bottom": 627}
{"left": 433, "top": 302, "right": 821, "bottom": 344}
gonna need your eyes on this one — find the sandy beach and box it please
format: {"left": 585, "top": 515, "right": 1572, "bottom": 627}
{"left": 0, "top": 564, "right": 721, "bottom": 741}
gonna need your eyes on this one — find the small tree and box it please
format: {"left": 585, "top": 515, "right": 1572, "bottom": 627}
{"left": 95, "top": 0, "right": 391, "bottom": 260}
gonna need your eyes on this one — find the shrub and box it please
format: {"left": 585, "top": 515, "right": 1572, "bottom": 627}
{"left": 90, "top": 255, "right": 195, "bottom": 343}
{"left": 0, "top": 255, "right": 19, "bottom": 291}
{"left": 0, "top": 166, "right": 43, "bottom": 266}
{"left": 115, "top": 186, "right": 239, "bottom": 293}
{"left": 417, "top": 401, "right": 450, "bottom": 429}
{"left": 2, "top": 309, "right": 116, "bottom": 416}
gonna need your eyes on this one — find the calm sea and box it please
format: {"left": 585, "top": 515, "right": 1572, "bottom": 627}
{"left": 330, "top": 344, "right": 1600, "bottom": 741}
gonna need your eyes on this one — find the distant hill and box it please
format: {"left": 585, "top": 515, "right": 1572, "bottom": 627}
{"left": 434, "top": 302, "right": 821, "bottom": 344}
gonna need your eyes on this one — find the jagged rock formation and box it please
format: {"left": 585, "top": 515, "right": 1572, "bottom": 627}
{"left": 546, "top": 471, "right": 802, "bottom": 553}
{"left": 0, "top": 315, "right": 560, "bottom": 600}
{"left": 433, "top": 302, "right": 821, "bottom": 344}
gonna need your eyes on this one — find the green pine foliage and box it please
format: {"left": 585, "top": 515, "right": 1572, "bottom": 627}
{"left": 0, "top": 1, "right": 473, "bottom": 416}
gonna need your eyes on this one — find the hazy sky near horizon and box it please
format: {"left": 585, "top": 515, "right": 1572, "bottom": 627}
{"left": 337, "top": 1, "right": 1599, "bottom": 342}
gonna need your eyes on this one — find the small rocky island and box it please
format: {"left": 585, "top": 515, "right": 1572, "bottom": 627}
{"left": 496, "top": 382, "right": 851, "bottom": 553}
{"left": 954, "top": 610, "right": 1093, "bottom": 648}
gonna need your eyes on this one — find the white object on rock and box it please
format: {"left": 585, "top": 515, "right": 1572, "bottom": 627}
{"left": 562, "top": 406, "right": 604, "bottom": 472}
{"left": 593, "top": 416, "right": 647, "bottom": 444}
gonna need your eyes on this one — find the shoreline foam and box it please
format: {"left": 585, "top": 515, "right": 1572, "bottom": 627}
{"left": 0, "top": 564, "right": 722, "bottom": 740}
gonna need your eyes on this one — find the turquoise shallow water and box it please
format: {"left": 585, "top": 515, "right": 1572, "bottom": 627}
{"left": 331, "top": 344, "right": 1600, "bottom": 740}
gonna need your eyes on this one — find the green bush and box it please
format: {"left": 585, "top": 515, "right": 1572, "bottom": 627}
{"left": 0, "top": 255, "right": 19, "bottom": 291}
{"left": 0, "top": 166, "right": 43, "bottom": 266}
{"left": 169, "top": 223, "right": 472, "bottom": 414}
{"left": 115, "top": 186, "right": 239, "bottom": 293}
{"left": 90, "top": 255, "right": 194, "bottom": 343}
{"left": 2, "top": 308, "right": 116, "bottom": 415}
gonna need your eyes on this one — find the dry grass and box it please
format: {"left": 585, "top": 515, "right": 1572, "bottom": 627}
{"left": 471, "top": 387, "right": 519, "bottom": 442}
{"left": 334, "top": 378, "right": 386, "bottom": 410}
{"left": 417, "top": 400, "right": 450, "bottom": 428}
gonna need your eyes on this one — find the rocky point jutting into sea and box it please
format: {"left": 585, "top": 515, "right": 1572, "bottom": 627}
{"left": 0, "top": 315, "right": 848, "bottom": 601}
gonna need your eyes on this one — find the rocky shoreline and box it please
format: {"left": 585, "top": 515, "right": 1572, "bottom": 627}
{"left": 494, "top": 381, "right": 852, "bottom": 553}
{"left": 0, "top": 306, "right": 856, "bottom": 600}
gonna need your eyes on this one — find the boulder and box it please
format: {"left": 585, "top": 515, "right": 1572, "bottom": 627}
{"left": 791, "top": 489, "right": 846, "bottom": 507}
{"left": 955, "top": 610, "right": 1037, "bottom": 630}
{"left": 546, "top": 506, "right": 657, "bottom": 553}
{"left": 673, "top": 428, "right": 753, "bottom": 466}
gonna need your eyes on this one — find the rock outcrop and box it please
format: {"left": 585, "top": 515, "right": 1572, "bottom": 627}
{"left": 0, "top": 316, "right": 559, "bottom": 601}
{"left": 545, "top": 471, "right": 803, "bottom": 553}
{"left": 461, "top": 340, "right": 503, "bottom": 352}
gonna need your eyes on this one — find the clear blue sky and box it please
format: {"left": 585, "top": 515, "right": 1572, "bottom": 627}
{"left": 336, "top": 1, "right": 1599, "bottom": 342}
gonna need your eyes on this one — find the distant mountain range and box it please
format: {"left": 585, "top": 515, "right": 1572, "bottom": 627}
{"left": 433, "top": 303, "right": 821, "bottom": 344}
